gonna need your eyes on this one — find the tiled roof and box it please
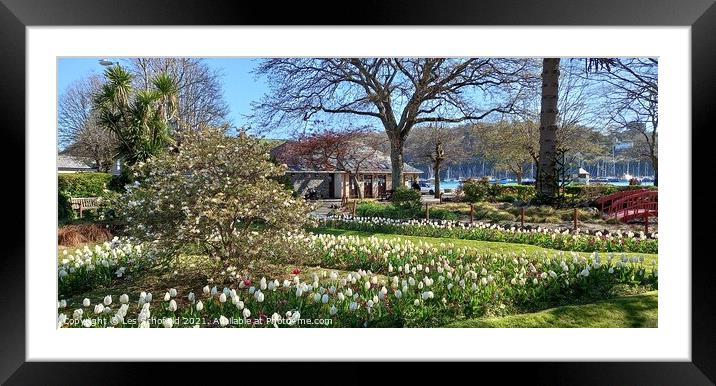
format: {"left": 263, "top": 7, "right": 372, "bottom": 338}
{"left": 58, "top": 155, "right": 96, "bottom": 170}
{"left": 272, "top": 142, "right": 422, "bottom": 174}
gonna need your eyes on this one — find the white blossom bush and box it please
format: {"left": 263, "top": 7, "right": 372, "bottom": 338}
{"left": 113, "top": 127, "right": 313, "bottom": 266}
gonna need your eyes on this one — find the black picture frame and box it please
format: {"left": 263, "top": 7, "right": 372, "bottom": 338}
{"left": 1, "top": 0, "right": 714, "bottom": 384}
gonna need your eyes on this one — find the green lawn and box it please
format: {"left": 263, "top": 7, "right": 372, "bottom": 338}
{"left": 313, "top": 226, "right": 658, "bottom": 265}
{"left": 447, "top": 291, "right": 658, "bottom": 328}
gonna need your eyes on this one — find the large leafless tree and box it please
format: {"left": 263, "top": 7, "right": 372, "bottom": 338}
{"left": 599, "top": 58, "right": 658, "bottom": 185}
{"left": 253, "top": 58, "right": 535, "bottom": 189}
{"left": 126, "top": 58, "right": 230, "bottom": 132}
{"left": 58, "top": 75, "right": 118, "bottom": 171}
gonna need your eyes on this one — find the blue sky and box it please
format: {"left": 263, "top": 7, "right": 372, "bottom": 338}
{"left": 57, "top": 57, "right": 266, "bottom": 130}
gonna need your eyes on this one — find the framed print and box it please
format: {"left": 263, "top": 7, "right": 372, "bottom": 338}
{"left": 1, "top": 0, "right": 715, "bottom": 384}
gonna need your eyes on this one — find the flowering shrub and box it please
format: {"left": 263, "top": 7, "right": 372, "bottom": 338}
{"left": 57, "top": 241, "right": 656, "bottom": 328}
{"left": 390, "top": 186, "right": 421, "bottom": 210}
{"left": 317, "top": 215, "right": 658, "bottom": 254}
{"left": 58, "top": 238, "right": 147, "bottom": 297}
{"left": 113, "top": 128, "right": 313, "bottom": 265}
{"left": 461, "top": 178, "right": 491, "bottom": 203}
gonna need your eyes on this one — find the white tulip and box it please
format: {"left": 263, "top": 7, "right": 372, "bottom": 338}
{"left": 219, "top": 293, "right": 227, "bottom": 303}
{"left": 83, "top": 298, "right": 90, "bottom": 307}
{"left": 163, "top": 292, "right": 171, "bottom": 301}
{"left": 163, "top": 317, "right": 173, "bottom": 328}
{"left": 255, "top": 291, "right": 265, "bottom": 303}
{"left": 203, "top": 285, "right": 210, "bottom": 295}
{"left": 394, "top": 289, "right": 402, "bottom": 299}
{"left": 329, "top": 305, "right": 338, "bottom": 316}
{"left": 364, "top": 281, "right": 371, "bottom": 290}
{"left": 103, "top": 295, "right": 112, "bottom": 306}
{"left": 260, "top": 277, "right": 267, "bottom": 290}
{"left": 219, "top": 315, "right": 229, "bottom": 327}
{"left": 321, "top": 293, "right": 329, "bottom": 304}
{"left": 196, "top": 301, "right": 204, "bottom": 311}
{"left": 145, "top": 293, "right": 152, "bottom": 302}
{"left": 413, "top": 299, "right": 420, "bottom": 306}
{"left": 187, "top": 292, "right": 195, "bottom": 302}
{"left": 243, "top": 308, "right": 251, "bottom": 318}
{"left": 82, "top": 319, "right": 93, "bottom": 328}
{"left": 120, "top": 294, "right": 129, "bottom": 304}
{"left": 94, "top": 304, "right": 104, "bottom": 314}
{"left": 169, "top": 288, "right": 177, "bottom": 297}
{"left": 169, "top": 299, "right": 177, "bottom": 312}
{"left": 313, "top": 292, "right": 321, "bottom": 302}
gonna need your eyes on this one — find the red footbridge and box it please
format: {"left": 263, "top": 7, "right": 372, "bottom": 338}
{"left": 596, "top": 189, "right": 658, "bottom": 222}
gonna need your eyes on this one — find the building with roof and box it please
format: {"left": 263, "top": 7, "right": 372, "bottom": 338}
{"left": 271, "top": 142, "right": 422, "bottom": 199}
{"left": 57, "top": 155, "right": 98, "bottom": 173}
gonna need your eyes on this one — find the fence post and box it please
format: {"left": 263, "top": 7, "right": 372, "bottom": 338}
{"left": 425, "top": 202, "right": 430, "bottom": 220}
{"left": 520, "top": 207, "right": 525, "bottom": 227}
{"left": 573, "top": 207, "right": 578, "bottom": 231}
{"left": 352, "top": 200, "right": 356, "bottom": 216}
{"left": 469, "top": 203, "right": 474, "bottom": 223}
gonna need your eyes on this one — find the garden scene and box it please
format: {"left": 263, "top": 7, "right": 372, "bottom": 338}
{"left": 57, "top": 57, "right": 658, "bottom": 328}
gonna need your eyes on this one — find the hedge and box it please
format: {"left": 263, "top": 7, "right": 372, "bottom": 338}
{"left": 58, "top": 172, "right": 112, "bottom": 197}
{"left": 58, "top": 191, "right": 74, "bottom": 223}
{"left": 356, "top": 201, "right": 458, "bottom": 221}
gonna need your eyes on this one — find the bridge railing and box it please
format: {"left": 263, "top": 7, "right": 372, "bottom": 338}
{"left": 596, "top": 188, "right": 651, "bottom": 212}
{"left": 605, "top": 190, "right": 658, "bottom": 220}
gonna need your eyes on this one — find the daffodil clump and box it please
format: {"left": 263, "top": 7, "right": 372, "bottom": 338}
{"left": 58, "top": 238, "right": 148, "bottom": 297}
{"left": 319, "top": 215, "right": 658, "bottom": 254}
{"left": 58, "top": 240, "right": 656, "bottom": 328}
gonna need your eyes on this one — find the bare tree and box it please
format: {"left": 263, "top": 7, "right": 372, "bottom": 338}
{"left": 405, "top": 124, "right": 468, "bottom": 197}
{"left": 599, "top": 58, "right": 658, "bottom": 185}
{"left": 58, "top": 75, "right": 118, "bottom": 172}
{"left": 125, "top": 58, "right": 230, "bottom": 132}
{"left": 253, "top": 58, "right": 535, "bottom": 189}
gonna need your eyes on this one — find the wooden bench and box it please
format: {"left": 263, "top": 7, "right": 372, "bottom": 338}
{"left": 69, "top": 197, "right": 100, "bottom": 218}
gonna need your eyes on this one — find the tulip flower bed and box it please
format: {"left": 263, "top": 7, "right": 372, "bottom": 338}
{"left": 317, "top": 215, "right": 658, "bottom": 254}
{"left": 58, "top": 238, "right": 151, "bottom": 297}
{"left": 57, "top": 235, "right": 657, "bottom": 328}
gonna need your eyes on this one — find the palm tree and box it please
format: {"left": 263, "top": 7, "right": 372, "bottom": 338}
{"left": 94, "top": 65, "right": 178, "bottom": 166}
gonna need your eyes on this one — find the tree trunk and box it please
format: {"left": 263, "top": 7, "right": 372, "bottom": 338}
{"left": 537, "top": 58, "right": 560, "bottom": 203}
{"left": 651, "top": 155, "right": 658, "bottom": 186}
{"left": 389, "top": 137, "right": 405, "bottom": 190}
{"left": 433, "top": 157, "right": 441, "bottom": 199}
{"left": 515, "top": 170, "right": 523, "bottom": 184}
{"left": 351, "top": 174, "right": 364, "bottom": 199}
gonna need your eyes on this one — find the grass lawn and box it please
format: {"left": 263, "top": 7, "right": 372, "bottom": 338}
{"left": 447, "top": 291, "right": 658, "bottom": 328}
{"left": 313, "top": 226, "right": 658, "bottom": 266}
